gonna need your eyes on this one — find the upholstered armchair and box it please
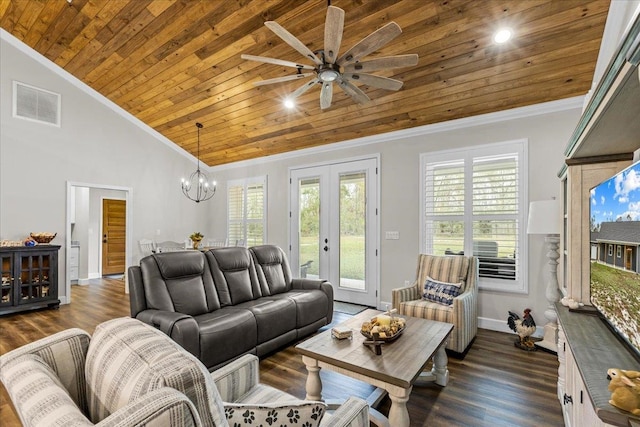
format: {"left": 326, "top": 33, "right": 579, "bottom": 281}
{"left": 1, "top": 317, "right": 368, "bottom": 427}
{"left": 392, "top": 255, "right": 478, "bottom": 353}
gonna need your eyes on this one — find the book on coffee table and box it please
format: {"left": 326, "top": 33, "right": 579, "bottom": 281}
{"left": 331, "top": 326, "right": 353, "bottom": 339}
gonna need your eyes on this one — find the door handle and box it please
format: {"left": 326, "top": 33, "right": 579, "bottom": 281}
{"left": 323, "top": 246, "right": 329, "bottom": 252}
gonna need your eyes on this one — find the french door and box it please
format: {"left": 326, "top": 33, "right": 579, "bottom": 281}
{"left": 290, "top": 158, "right": 378, "bottom": 307}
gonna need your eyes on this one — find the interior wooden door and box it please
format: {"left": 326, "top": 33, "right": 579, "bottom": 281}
{"left": 102, "top": 199, "right": 126, "bottom": 276}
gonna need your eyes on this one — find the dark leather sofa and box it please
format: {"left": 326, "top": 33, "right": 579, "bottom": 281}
{"left": 128, "top": 245, "right": 333, "bottom": 371}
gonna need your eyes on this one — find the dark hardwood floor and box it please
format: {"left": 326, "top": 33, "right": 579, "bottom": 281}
{"left": 0, "top": 279, "right": 564, "bottom": 426}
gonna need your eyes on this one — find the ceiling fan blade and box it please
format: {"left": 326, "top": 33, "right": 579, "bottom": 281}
{"left": 289, "top": 78, "right": 319, "bottom": 99}
{"left": 253, "top": 73, "right": 315, "bottom": 86}
{"left": 337, "top": 77, "right": 370, "bottom": 104}
{"left": 343, "top": 54, "right": 418, "bottom": 73}
{"left": 337, "top": 22, "right": 402, "bottom": 67}
{"left": 324, "top": 6, "right": 344, "bottom": 64}
{"left": 320, "top": 82, "right": 333, "bottom": 109}
{"left": 265, "top": 21, "right": 323, "bottom": 65}
{"left": 343, "top": 73, "right": 404, "bottom": 91}
{"left": 241, "top": 54, "right": 315, "bottom": 70}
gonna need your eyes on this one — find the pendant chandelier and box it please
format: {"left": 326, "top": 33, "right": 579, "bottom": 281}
{"left": 181, "top": 122, "right": 216, "bottom": 203}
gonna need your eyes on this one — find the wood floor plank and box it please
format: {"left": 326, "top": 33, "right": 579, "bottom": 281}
{"left": 0, "top": 279, "right": 564, "bottom": 426}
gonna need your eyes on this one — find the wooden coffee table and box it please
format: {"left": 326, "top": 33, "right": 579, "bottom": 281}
{"left": 295, "top": 309, "right": 453, "bottom": 427}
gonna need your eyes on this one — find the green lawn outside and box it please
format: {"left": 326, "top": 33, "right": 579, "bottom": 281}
{"left": 590, "top": 261, "right": 640, "bottom": 349}
{"left": 299, "top": 235, "right": 365, "bottom": 280}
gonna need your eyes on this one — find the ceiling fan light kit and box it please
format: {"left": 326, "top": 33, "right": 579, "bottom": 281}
{"left": 242, "top": 5, "right": 418, "bottom": 110}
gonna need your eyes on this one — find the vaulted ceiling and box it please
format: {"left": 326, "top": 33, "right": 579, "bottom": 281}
{"left": 0, "top": 0, "right": 610, "bottom": 166}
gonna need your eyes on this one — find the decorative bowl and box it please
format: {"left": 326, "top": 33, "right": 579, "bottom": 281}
{"left": 30, "top": 232, "right": 57, "bottom": 244}
{"left": 361, "top": 325, "right": 405, "bottom": 342}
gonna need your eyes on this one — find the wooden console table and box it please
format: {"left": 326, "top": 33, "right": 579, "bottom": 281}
{"left": 295, "top": 309, "right": 453, "bottom": 427}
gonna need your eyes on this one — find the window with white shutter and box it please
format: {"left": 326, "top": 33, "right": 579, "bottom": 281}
{"left": 227, "top": 176, "right": 266, "bottom": 246}
{"left": 421, "top": 140, "right": 528, "bottom": 293}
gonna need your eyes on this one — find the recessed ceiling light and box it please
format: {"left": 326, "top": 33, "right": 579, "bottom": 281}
{"left": 494, "top": 28, "right": 512, "bottom": 44}
{"left": 284, "top": 98, "right": 295, "bottom": 109}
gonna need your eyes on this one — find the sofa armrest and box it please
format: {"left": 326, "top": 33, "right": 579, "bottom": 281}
{"left": 210, "top": 354, "right": 259, "bottom": 402}
{"left": 391, "top": 282, "right": 419, "bottom": 310}
{"left": 128, "top": 265, "right": 146, "bottom": 318}
{"left": 452, "top": 288, "right": 478, "bottom": 328}
{"left": 320, "top": 396, "right": 369, "bottom": 427}
{"left": 0, "top": 328, "right": 90, "bottom": 413}
{"left": 0, "top": 352, "right": 93, "bottom": 427}
{"left": 134, "top": 310, "right": 200, "bottom": 358}
{"left": 291, "top": 278, "right": 326, "bottom": 290}
{"left": 292, "top": 279, "right": 334, "bottom": 324}
{"left": 97, "top": 388, "right": 201, "bottom": 427}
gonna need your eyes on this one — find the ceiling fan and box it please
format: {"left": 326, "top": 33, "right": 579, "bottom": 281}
{"left": 242, "top": 5, "right": 418, "bottom": 110}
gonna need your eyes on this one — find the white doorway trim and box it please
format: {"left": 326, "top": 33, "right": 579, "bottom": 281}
{"left": 288, "top": 154, "right": 381, "bottom": 308}
{"left": 65, "top": 181, "right": 133, "bottom": 304}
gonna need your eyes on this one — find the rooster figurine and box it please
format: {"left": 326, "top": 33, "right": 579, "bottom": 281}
{"left": 507, "top": 308, "right": 537, "bottom": 351}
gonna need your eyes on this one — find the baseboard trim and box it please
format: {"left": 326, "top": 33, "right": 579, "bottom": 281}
{"left": 366, "top": 304, "right": 544, "bottom": 338}
{"left": 479, "top": 316, "right": 543, "bottom": 338}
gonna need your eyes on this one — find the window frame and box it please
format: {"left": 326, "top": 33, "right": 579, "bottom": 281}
{"left": 608, "top": 244, "right": 613, "bottom": 256}
{"left": 227, "top": 175, "right": 267, "bottom": 246}
{"left": 616, "top": 245, "right": 621, "bottom": 258}
{"left": 420, "top": 139, "right": 528, "bottom": 293}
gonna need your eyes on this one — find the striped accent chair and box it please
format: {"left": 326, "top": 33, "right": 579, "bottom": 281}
{"left": 392, "top": 255, "right": 478, "bottom": 353}
{"left": 1, "top": 317, "right": 368, "bottom": 427}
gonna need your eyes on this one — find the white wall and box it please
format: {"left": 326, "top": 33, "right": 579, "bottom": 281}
{"left": 0, "top": 36, "right": 213, "bottom": 304}
{"left": 208, "top": 103, "right": 582, "bottom": 332}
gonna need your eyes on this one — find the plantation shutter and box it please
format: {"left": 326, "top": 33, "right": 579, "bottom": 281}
{"left": 421, "top": 140, "right": 526, "bottom": 292}
{"left": 424, "top": 159, "right": 465, "bottom": 256}
{"left": 472, "top": 155, "right": 519, "bottom": 280}
{"left": 246, "top": 181, "right": 265, "bottom": 246}
{"left": 228, "top": 184, "right": 244, "bottom": 245}
{"left": 227, "top": 177, "right": 266, "bottom": 246}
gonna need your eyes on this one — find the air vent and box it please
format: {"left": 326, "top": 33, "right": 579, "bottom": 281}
{"left": 13, "top": 81, "right": 60, "bottom": 126}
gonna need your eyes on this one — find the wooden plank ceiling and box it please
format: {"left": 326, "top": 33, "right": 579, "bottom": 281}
{"left": 0, "top": 0, "right": 610, "bottom": 166}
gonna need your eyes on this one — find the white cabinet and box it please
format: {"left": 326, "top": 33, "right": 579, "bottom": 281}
{"left": 559, "top": 333, "right": 608, "bottom": 427}
{"left": 557, "top": 305, "right": 640, "bottom": 427}
{"left": 69, "top": 246, "right": 79, "bottom": 282}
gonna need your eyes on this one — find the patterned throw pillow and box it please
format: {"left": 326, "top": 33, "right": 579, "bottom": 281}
{"left": 422, "top": 276, "right": 462, "bottom": 305}
{"left": 225, "top": 401, "right": 326, "bottom": 427}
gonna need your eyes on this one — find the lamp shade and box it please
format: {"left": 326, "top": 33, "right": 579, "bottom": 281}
{"left": 527, "top": 200, "right": 561, "bottom": 234}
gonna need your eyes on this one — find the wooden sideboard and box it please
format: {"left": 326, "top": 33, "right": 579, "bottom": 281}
{"left": 0, "top": 245, "right": 60, "bottom": 315}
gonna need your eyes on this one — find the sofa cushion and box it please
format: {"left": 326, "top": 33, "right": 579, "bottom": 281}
{"left": 195, "top": 308, "right": 258, "bottom": 370}
{"left": 207, "top": 248, "right": 262, "bottom": 305}
{"left": 225, "top": 401, "right": 326, "bottom": 427}
{"left": 416, "top": 255, "right": 470, "bottom": 293}
{"left": 266, "top": 290, "right": 329, "bottom": 329}
{"left": 141, "top": 251, "right": 220, "bottom": 315}
{"left": 85, "top": 317, "right": 226, "bottom": 427}
{"left": 422, "top": 276, "right": 462, "bottom": 305}
{"left": 234, "top": 298, "right": 297, "bottom": 344}
{"left": 250, "top": 245, "right": 293, "bottom": 295}
{"left": 399, "top": 299, "right": 453, "bottom": 323}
